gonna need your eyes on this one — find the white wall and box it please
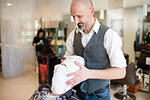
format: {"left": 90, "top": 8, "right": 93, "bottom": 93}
{"left": 1, "top": 0, "right": 36, "bottom": 78}
{"left": 107, "top": 9, "right": 124, "bottom": 27}
{"left": 93, "top": 0, "right": 109, "bottom": 10}
{"left": 35, "top": 0, "right": 150, "bottom": 21}
{"left": 36, "top": 0, "right": 109, "bottom": 21}
{"left": 124, "top": 0, "right": 150, "bottom": 8}
{"left": 106, "top": 8, "right": 125, "bottom": 51}
{"left": 123, "top": 7, "right": 137, "bottom": 60}
{"left": 36, "top": 0, "right": 71, "bottom": 21}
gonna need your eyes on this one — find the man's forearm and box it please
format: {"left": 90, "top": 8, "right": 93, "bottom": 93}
{"left": 88, "top": 67, "right": 126, "bottom": 80}
{"left": 66, "top": 62, "right": 126, "bottom": 87}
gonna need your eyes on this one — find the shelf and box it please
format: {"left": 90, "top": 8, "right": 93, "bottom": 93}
{"left": 51, "top": 45, "right": 65, "bottom": 46}
{"left": 140, "top": 43, "right": 150, "bottom": 51}
{"left": 44, "top": 21, "right": 66, "bottom": 54}
{"left": 143, "top": 19, "right": 150, "bottom": 22}
{"left": 58, "top": 36, "right": 65, "bottom": 38}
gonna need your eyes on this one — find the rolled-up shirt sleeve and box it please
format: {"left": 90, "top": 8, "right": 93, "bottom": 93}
{"left": 104, "top": 29, "right": 127, "bottom": 68}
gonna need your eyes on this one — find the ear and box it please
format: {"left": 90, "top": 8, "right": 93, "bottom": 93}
{"left": 90, "top": 7, "right": 94, "bottom": 15}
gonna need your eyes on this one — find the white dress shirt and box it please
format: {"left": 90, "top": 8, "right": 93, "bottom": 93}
{"left": 64, "top": 19, "right": 126, "bottom": 68}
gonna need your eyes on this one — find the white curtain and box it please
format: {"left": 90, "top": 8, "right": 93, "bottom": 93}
{"left": 1, "top": 0, "right": 36, "bottom": 78}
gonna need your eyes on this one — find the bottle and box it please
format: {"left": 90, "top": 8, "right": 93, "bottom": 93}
{"left": 144, "top": 32, "right": 148, "bottom": 43}
{"left": 40, "top": 40, "right": 44, "bottom": 46}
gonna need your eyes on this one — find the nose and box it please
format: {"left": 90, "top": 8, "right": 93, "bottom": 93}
{"left": 74, "top": 17, "right": 79, "bottom": 25}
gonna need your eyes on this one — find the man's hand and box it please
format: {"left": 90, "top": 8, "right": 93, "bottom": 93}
{"left": 66, "top": 61, "right": 90, "bottom": 87}
{"left": 61, "top": 58, "right": 66, "bottom": 63}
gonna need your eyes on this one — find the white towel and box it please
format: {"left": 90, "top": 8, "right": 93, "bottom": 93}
{"left": 51, "top": 55, "right": 85, "bottom": 95}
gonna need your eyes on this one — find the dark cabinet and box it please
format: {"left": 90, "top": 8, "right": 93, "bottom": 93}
{"left": 142, "top": 19, "right": 150, "bottom": 43}
{"left": 140, "top": 19, "right": 150, "bottom": 50}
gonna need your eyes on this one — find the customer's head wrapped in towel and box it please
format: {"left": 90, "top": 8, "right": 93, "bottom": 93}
{"left": 50, "top": 55, "right": 85, "bottom": 97}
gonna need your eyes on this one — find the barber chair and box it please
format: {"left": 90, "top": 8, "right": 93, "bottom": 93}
{"left": 114, "top": 63, "right": 136, "bottom": 100}
{"left": 137, "top": 50, "right": 150, "bottom": 92}
{"left": 113, "top": 54, "right": 136, "bottom": 100}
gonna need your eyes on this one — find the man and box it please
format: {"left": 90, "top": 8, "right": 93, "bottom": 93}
{"left": 64, "top": 0, "right": 127, "bottom": 100}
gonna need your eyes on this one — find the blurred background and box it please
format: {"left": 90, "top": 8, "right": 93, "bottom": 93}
{"left": 0, "top": 0, "right": 150, "bottom": 100}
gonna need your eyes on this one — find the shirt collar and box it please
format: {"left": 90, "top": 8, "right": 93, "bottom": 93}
{"left": 75, "top": 18, "right": 100, "bottom": 34}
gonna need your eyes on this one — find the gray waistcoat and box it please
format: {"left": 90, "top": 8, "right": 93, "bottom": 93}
{"left": 73, "top": 23, "right": 110, "bottom": 94}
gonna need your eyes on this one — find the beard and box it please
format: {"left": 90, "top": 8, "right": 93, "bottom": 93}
{"left": 77, "top": 22, "right": 87, "bottom": 31}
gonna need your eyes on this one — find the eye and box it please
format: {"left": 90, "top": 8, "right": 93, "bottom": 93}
{"left": 78, "top": 15, "right": 83, "bottom": 18}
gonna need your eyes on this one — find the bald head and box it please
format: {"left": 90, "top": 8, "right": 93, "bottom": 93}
{"left": 71, "top": 0, "right": 93, "bottom": 9}
{"left": 70, "top": 0, "right": 95, "bottom": 33}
